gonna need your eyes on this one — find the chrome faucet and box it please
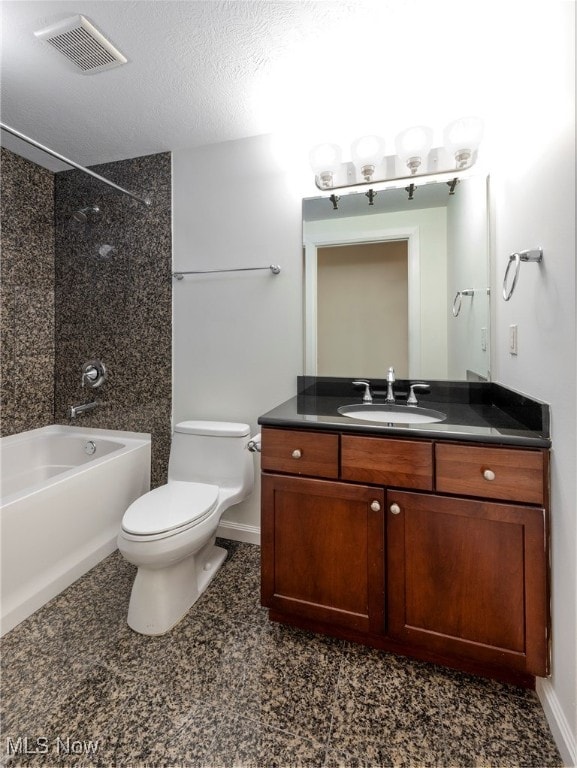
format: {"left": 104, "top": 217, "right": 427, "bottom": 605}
{"left": 68, "top": 401, "right": 98, "bottom": 419}
{"left": 352, "top": 380, "right": 373, "bottom": 403}
{"left": 385, "top": 367, "right": 396, "bottom": 403}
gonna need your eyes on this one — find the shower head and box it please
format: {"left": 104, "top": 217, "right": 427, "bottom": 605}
{"left": 70, "top": 205, "right": 100, "bottom": 225}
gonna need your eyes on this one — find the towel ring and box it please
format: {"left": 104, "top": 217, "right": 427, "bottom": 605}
{"left": 452, "top": 289, "right": 474, "bottom": 317}
{"left": 502, "top": 248, "right": 543, "bottom": 301}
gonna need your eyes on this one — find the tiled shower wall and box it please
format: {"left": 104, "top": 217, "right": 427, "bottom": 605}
{"left": 0, "top": 148, "right": 55, "bottom": 434}
{"left": 0, "top": 148, "right": 172, "bottom": 488}
{"left": 53, "top": 152, "right": 172, "bottom": 487}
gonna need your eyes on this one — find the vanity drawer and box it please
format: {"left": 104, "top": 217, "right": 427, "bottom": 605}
{"left": 435, "top": 443, "right": 546, "bottom": 504}
{"left": 261, "top": 428, "right": 339, "bottom": 479}
{"left": 341, "top": 435, "right": 433, "bottom": 490}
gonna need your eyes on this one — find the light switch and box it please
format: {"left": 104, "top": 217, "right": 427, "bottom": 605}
{"left": 509, "top": 324, "right": 518, "bottom": 355}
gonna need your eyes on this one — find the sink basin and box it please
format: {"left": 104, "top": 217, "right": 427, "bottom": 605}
{"left": 338, "top": 403, "right": 446, "bottom": 424}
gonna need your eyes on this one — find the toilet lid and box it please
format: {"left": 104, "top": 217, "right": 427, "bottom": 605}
{"left": 122, "top": 481, "right": 219, "bottom": 536}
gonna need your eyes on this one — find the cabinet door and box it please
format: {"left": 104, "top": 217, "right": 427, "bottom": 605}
{"left": 386, "top": 491, "right": 548, "bottom": 676}
{"left": 261, "top": 474, "right": 385, "bottom": 634}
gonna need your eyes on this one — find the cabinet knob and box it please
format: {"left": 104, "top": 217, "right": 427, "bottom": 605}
{"left": 291, "top": 449, "right": 302, "bottom": 459}
{"left": 370, "top": 500, "right": 381, "bottom": 512}
{"left": 483, "top": 468, "right": 496, "bottom": 481}
{"left": 390, "top": 503, "right": 401, "bottom": 515}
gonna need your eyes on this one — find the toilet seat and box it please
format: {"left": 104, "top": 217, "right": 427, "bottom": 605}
{"left": 121, "top": 481, "right": 219, "bottom": 540}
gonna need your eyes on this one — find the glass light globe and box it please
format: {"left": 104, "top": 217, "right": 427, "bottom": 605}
{"left": 350, "top": 135, "right": 386, "bottom": 181}
{"left": 309, "top": 143, "right": 342, "bottom": 188}
{"left": 395, "top": 126, "right": 434, "bottom": 175}
{"left": 443, "top": 117, "right": 484, "bottom": 168}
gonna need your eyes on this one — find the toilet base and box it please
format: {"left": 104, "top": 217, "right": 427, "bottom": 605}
{"left": 126, "top": 540, "right": 227, "bottom": 635}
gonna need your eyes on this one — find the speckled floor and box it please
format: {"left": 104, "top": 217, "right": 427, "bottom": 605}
{"left": 1, "top": 540, "right": 563, "bottom": 768}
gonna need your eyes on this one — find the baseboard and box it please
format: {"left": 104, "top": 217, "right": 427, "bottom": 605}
{"left": 217, "top": 519, "right": 260, "bottom": 546}
{"left": 537, "top": 678, "right": 577, "bottom": 767}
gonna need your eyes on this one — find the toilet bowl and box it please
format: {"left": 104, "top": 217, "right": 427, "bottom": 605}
{"left": 117, "top": 420, "right": 255, "bottom": 635}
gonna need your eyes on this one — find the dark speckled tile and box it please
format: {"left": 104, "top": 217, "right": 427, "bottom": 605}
{"left": 4, "top": 665, "right": 200, "bottom": 767}
{"left": 327, "top": 645, "right": 449, "bottom": 767}
{"left": 235, "top": 621, "right": 345, "bottom": 745}
{"left": 0, "top": 541, "right": 563, "bottom": 768}
{"left": 52, "top": 152, "right": 172, "bottom": 488}
{"left": 437, "top": 676, "right": 563, "bottom": 768}
{"left": 193, "top": 541, "right": 269, "bottom": 626}
{"left": 208, "top": 712, "right": 328, "bottom": 768}
{"left": 113, "top": 700, "right": 223, "bottom": 768}
{"left": 101, "top": 610, "right": 262, "bottom": 708}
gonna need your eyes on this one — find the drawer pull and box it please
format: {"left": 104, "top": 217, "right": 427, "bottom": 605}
{"left": 291, "top": 449, "right": 302, "bottom": 459}
{"left": 390, "top": 503, "right": 401, "bottom": 515}
{"left": 370, "top": 500, "right": 381, "bottom": 512}
{"left": 483, "top": 469, "right": 496, "bottom": 481}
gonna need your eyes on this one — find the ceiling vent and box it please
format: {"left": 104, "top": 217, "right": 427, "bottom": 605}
{"left": 34, "top": 15, "right": 127, "bottom": 74}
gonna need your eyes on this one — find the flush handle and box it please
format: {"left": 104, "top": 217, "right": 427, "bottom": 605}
{"left": 483, "top": 469, "right": 496, "bottom": 481}
{"left": 291, "top": 449, "right": 302, "bottom": 459}
{"left": 390, "top": 503, "right": 401, "bottom": 515}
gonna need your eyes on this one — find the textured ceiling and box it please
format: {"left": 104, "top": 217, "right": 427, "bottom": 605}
{"left": 0, "top": 1, "right": 566, "bottom": 172}
{"left": 2, "top": 0, "right": 386, "bottom": 169}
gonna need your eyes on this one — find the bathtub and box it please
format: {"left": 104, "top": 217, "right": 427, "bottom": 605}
{"left": 0, "top": 425, "right": 151, "bottom": 636}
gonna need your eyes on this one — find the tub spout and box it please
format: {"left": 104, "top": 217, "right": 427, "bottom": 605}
{"left": 68, "top": 401, "right": 98, "bottom": 419}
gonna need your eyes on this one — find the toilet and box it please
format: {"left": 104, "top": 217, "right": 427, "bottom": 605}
{"left": 117, "top": 420, "right": 255, "bottom": 635}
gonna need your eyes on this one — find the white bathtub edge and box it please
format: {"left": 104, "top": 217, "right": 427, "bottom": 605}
{"left": 0, "top": 536, "right": 118, "bottom": 637}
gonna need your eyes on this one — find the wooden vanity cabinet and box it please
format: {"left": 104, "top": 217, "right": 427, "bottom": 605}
{"left": 260, "top": 426, "right": 550, "bottom": 684}
{"left": 261, "top": 474, "right": 385, "bottom": 633}
{"left": 386, "top": 490, "right": 548, "bottom": 676}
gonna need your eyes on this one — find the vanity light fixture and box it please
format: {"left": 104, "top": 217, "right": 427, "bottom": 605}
{"left": 309, "top": 143, "right": 342, "bottom": 190}
{"left": 395, "top": 125, "right": 433, "bottom": 176}
{"left": 443, "top": 116, "right": 484, "bottom": 170}
{"left": 310, "top": 117, "right": 484, "bottom": 191}
{"left": 447, "top": 178, "right": 459, "bottom": 195}
{"left": 365, "top": 189, "right": 377, "bottom": 205}
{"left": 351, "top": 135, "right": 386, "bottom": 182}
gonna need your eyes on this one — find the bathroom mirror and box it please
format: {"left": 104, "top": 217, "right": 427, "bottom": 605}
{"left": 303, "top": 175, "right": 490, "bottom": 381}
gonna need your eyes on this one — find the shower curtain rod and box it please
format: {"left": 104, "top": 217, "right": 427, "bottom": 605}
{"left": 0, "top": 123, "right": 152, "bottom": 207}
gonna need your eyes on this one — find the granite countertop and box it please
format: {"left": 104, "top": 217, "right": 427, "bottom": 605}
{"left": 258, "top": 377, "right": 551, "bottom": 448}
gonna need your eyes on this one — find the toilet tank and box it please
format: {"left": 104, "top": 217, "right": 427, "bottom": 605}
{"left": 168, "top": 421, "right": 253, "bottom": 490}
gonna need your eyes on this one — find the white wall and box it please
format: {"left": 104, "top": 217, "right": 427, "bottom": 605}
{"left": 487, "top": 5, "right": 575, "bottom": 763}
{"left": 172, "top": 135, "right": 303, "bottom": 538}
{"left": 173, "top": 5, "right": 575, "bottom": 760}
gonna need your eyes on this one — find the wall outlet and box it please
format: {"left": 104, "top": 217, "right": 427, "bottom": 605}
{"left": 509, "top": 324, "right": 518, "bottom": 355}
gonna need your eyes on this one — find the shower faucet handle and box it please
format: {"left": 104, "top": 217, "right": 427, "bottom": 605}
{"left": 81, "top": 360, "right": 107, "bottom": 388}
{"left": 82, "top": 366, "right": 98, "bottom": 385}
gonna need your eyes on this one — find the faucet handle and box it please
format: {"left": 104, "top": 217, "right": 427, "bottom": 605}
{"left": 407, "top": 382, "right": 430, "bottom": 406}
{"left": 352, "top": 380, "right": 373, "bottom": 403}
{"left": 81, "top": 360, "right": 107, "bottom": 389}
